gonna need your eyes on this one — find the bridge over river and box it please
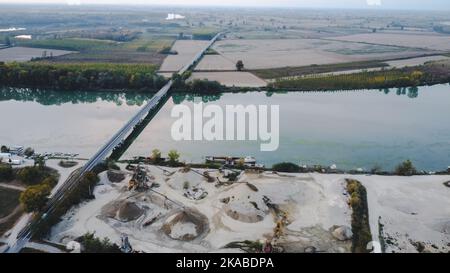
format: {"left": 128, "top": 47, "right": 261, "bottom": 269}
{"left": 3, "top": 33, "right": 222, "bottom": 253}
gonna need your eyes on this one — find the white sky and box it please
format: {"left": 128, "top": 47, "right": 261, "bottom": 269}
{"left": 0, "top": 0, "right": 449, "bottom": 10}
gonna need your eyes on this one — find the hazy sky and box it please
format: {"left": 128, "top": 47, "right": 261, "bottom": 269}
{"left": 0, "top": 0, "right": 449, "bottom": 10}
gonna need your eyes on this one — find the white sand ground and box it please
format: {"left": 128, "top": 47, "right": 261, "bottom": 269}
{"left": 190, "top": 72, "right": 267, "bottom": 88}
{"left": 333, "top": 33, "right": 450, "bottom": 51}
{"left": 47, "top": 166, "right": 450, "bottom": 253}
{"left": 0, "top": 47, "right": 74, "bottom": 62}
{"left": 49, "top": 166, "right": 354, "bottom": 253}
{"left": 159, "top": 40, "right": 210, "bottom": 72}
{"left": 213, "top": 39, "right": 426, "bottom": 69}
{"left": 45, "top": 159, "right": 82, "bottom": 196}
{"left": 313, "top": 173, "right": 450, "bottom": 253}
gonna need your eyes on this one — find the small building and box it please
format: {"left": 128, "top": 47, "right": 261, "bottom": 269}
{"left": 9, "top": 146, "right": 24, "bottom": 155}
{"left": 0, "top": 152, "right": 12, "bottom": 161}
{"left": 14, "top": 35, "right": 32, "bottom": 40}
{"left": 9, "top": 159, "right": 24, "bottom": 166}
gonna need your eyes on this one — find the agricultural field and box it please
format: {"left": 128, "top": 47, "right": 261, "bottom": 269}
{"left": 333, "top": 33, "right": 450, "bottom": 51}
{"left": 257, "top": 56, "right": 450, "bottom": 80}
{"left": 190, "top": 72, "right": 267, "bottom": 87}
{"left": 194, "top": 55, "right": 236, "bottom": 71}
{"left": 385, "top": 55, "right": 450, "bottom": 68}
{"left": 20, "top": 36, "right": 175, "bottom": 65}
{"left": 15, "top": 38, "right": 117, "bottom": 52}
{"left": 0, "top": 5, "right": 216, "bottom": 65}
{"left": 252, "top": 60, "right": 388, "bottom": 79}
{"left": 0, "top": 186, "right": 22, "bottom": 236}
{"left": 0, "top": 46, "right": 74, "bottom": 62}
{"left": 212, "top": 39, "right": 427, "bottom": 70}
{"left": 159, "top": 40, "right": 210, "bottom": 72}
{"left": 0, "top": 186, "right": 21, "bottom": 219}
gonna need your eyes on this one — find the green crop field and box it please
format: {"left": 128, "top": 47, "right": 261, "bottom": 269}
{"left": 0, "top": 186, "right": 21, "bottom": 219}
{"left": 15, "top": 38, "right": 118, "bottom": 52}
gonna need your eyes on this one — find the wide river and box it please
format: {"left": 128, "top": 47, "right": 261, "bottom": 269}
{"left": 1, "top": 84, "right": 450, "bottom": 171}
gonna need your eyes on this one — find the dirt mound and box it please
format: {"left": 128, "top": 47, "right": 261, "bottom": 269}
{"left": 117, "top": 201, "right": 143, "bottom": 222}
{"left": 162, "top": 208, "right": 209, "bottom": 241}
{"left": 437, "top": 220, "right": 450, "bottom": 234}
{"left": 137, "top": 192, "right": 175, "bottom": 210}
{"left": 223, "top": 194, "right": 268, "bottom": 223}
{"left": 331, "top": 225, "right": 353, "bottom": 241}
{"left": 101, "top": 200, "right": 122, "bottom": 218}
{"left": 224, "top": 203, "right": 266, "bottom": 223}
{"left": 58, "top": 161, "right": 78, "bottom": 168}
{"left": 107, "top": 170, "right": 126, "bottom": 183}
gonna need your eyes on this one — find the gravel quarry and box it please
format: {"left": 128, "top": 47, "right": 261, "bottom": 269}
{"left": 47, "top": 164, "right": 450, "bottom": 253}
{"left": 49, "top": 165, "right": 353, "bottom": 253}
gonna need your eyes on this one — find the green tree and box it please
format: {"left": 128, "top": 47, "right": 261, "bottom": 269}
{"left": 168, "top": 150, "right": 180, "bottom": 164}
{"left": 1, "top": 145, "right": 9, "bottom": 153}
{"left": 395, "top": 160, "right": 417, "bottom": 176}
{"left": 172, "top": 73, "right": 184, "bottom": 88}
{"left": 151, "top": 149, "right": 162, "bottom": 163}
{"left": 79, "top": 232, "right": 121, "bottom": 253}
{"left": 67, "top": 172, "right": 99, "bottom": 203}
{"left": 34, "top": 156, "right": 46, "bottom": 169}
{"left": 236, "top": 60, "right": 244, "bottom": 71}
{"left": 41, "top": 176, "right": 58, "bottom": 188}
{"left": 19, "top": 183, "right": 51, "bottom": 212}
{"left": 0, "top": 164, "right": 14, "bottom": 181}
{"left": 17, "top": 166, "right": 45, "bottom": 185}
{"left": 24, "top": 147, "right": 35, "bottom": 157}
{"left": 272, "top": 162, "right": 300, "bottom": 173}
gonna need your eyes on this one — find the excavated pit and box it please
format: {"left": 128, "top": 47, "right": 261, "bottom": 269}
{"left": 162, "top": 208, "right": 209, "bottom": 241}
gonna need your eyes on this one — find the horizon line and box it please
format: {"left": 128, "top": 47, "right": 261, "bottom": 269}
{"left": 0, "top": 2, "right": 449, "bottom": 12}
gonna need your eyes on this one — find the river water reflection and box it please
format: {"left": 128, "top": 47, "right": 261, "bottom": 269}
{"left": 1, "top": 84, "right": 450, "bottom": 171}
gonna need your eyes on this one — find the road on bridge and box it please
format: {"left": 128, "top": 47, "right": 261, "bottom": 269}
{"left": 4, "top": 33, "right": 222, "bottom": 253}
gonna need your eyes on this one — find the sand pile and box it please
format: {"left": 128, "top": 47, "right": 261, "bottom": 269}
{"left": 101, "top": 200, "right": 122, "bottom": 218}
{"left": 224, "top": 202, "right": 268, "bottom": 223}
{"left": 101, "top": 200, "right": 144, "bottom": 222}
{"left": 107, "top": 170, "right": 126, "bottom": 183}
{"left": 58, "top": 160, "right": 78, "bottom": 168}
{"left": 162, "top": 208, "right": 209, "bottom": 241}
{"left": 437, "top": 220, "right": 450, "bottom": 235}
{"left": 118, "top": 201, "right": 144, "bottom": 222}
{"left": 166, "top": 170, "right": 203, "bottom": 191}
{"left": 137, "top": 192, "right": 175, "bottom": 210}
{"left": 222, "top": 184, "right": 269, "bottom": 223}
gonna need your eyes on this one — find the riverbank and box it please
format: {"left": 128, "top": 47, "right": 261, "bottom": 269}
{"left": 3, "top": 59, "right": 450, "bottom": 94}
{"left": 0, "top": 62, "right": 166, "bottom": 91}
{"left": 122, "top": 156, "right": 450, "bottom": 177}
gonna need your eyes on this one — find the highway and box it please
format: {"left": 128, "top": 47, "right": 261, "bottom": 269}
{"left": 4, "top": 33, "right": 222, "bottom": 253}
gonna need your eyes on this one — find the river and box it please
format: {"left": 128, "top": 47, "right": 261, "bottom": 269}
{"left": 1, "top": 84, "right": 450, "bottom": 171}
